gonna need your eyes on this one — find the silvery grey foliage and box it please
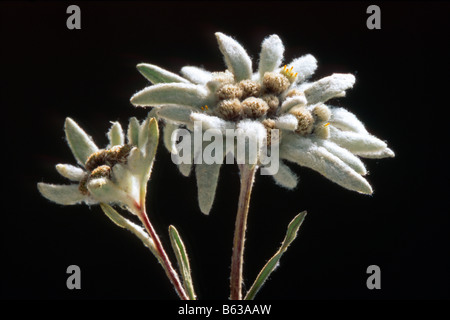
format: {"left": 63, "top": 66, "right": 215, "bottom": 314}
{"left": 37, "top": 31, "right": 394, "bottom": 300}
{"left": 38, "top": 116, "right": 158, "bottom": 213}
{"left": 131, "top": 32, "right": 394, "bottom": 214}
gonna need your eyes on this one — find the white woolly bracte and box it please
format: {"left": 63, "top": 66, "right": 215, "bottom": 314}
{"left": 37, "top": 183, "right": 92, "bottom": 205}
{"left": 156, "top": 105, "right": 196, "bottom": 125}
{"left": 328, "top": 125, "right": 387, "bottom": 153}
{"left": 195, "top": 162, "right": 222, "bottom": 215}
{"left": 87, "top": 177, "right": 135, "bottom": 209}
{"left": 280, "top": 134, "right": 372, "bottom": 194}
{"left": 137, "top": 117, "right": 150, "bottom": 150}
{"left": 179, "top": 140, "right": 195, "bottom": 177}
{"left": 304, "top": 73, "right": 355, "bottom": 105}
{"left": 127, "top": 147, "right": 143, "bottom": 175}
{"left": 215, "top": 32, "right": 252, "bottom": 82}
{"left": 271, "top": 161, "right": 298, "bottom": 189}
{"left": 65, "top": 118, "right": 99, "bottom": 166}
{"left": 274, "top": 114, "right": 298, "bottom": 131}
{"left": 111, "top": 164, "right": 140, "bottom": 204}
{"left": 235, "top": 120, "right": 267, "bottom": 165}
{"left": 329, "top": 107, "right": 368, "bottom": 134}
{"left": 190, "top": 112, "right": 235, "bottom": 132}
{"left": 313, "top": 138, "right": 367, "bottom": 175}
{"left": 180, "top": 66, "right": 213, "bottom": 85}
{"left": 136, "top": 63, "right": 191, "bottom": 84}
{"left": 284, "top": 54, "right": 318, "bottom": 83}
{"left": 127, "top": 117, "right": 140, "bottom": 146}
{"left": 130, "top": 83, "right": 210, "bottom": 108}
{"left": 354, "top": 147, "right": 395, "bottom": 159}
{"left": 258, "top": 34, "right": 285, "bottom": 79}
{"left": 107, "top": 121, "right": 125, "bottom": 147}
{"left": 279, "top": 96, "right": 307, "bottom": 114}
{"left": 56, "top": 164, "right": 86, "bottom": 181}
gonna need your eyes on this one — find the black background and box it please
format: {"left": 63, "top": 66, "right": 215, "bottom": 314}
{"left": 1, "top": 1, "right": 449, "bottom": 301}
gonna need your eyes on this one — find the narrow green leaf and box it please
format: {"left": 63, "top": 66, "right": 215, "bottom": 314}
{"left": 244, "top": 211, "right": 307, "bottom": 300}
{"left": 137, "top": 63, "right": 190, "bottom": 84}
{"left": 100, "top": 203, "right": 158, "bottom": 257}
{"left": 169, "top": 225, "right": 196, "bottom": 300}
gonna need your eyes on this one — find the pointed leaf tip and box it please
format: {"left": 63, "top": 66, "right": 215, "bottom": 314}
{"left": 169, "top": 225, "right": 196, "bottom": 300}
{"left": 244, "top": 211, "right": 307, "bottom": 300}
{"left": 38, "top": 182, "right": 87, "bottom": 205}
{"left": 107, "top": 121, "right": 124, "bottom": 147}
{"left": 259, "top": 34, "right": 285, "bottom": 77}
{"left": 130, "top": 83, "right": 209, "bottom": 108}
{"left": 64, "top": 118, "right": 99, "bottom": 166}
{"left": 215, "top": 32, "right": 252, "bottom": 82}
{"left": 136, "top": 63, "right": 190, "bottom": 84}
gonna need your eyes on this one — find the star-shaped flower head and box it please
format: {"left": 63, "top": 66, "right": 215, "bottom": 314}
{"left": 38, "top": 116, "right": 159, "bottom": 214}
{"left": 130, "top": 32, "right": 394, "bottom": 214}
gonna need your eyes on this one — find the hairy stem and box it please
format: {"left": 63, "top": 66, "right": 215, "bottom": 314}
{"left": 230, "top": 164, "right": 257, "bottom": 300}
{"left": 134, "top": 202, "right": 189, "bottom": 300}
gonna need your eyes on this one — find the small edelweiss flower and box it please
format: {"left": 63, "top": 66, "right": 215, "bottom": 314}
{"left": 130, "top": 32, "right": 394, "bottom": 214}
{"left": 38, "top": 116, "right": 159, "bottom": 214}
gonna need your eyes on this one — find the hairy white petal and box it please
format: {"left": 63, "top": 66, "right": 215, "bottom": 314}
{"left": 285, "top": 54, "right": 318, "bottom": 83}
{"left": 137, "top": 63, "right": 191, "bottom": 84}
{"left": 180, "top": 66, "right": 213, "bottom": 84}
{"left": 258, "top": 34, "right": 285, "bottom": 78}
{"left": 55, "top": 164, "right": 86, "bottom": 181}
{"left": 272, "top": 161, "right": 298, "bottom": 189}
{"left": 280, "top": 135, "right": 372, "bottom": 194}
{"left": 127, "top": 117, "right": 140, "bottom": 145}
{"left": 274, "top": 114, "right": 298, "bottom": 131}
{"left": 236, "top": 119, "right": 267, "bottom": 141}
{"left": 130, "top": 83, "right": 210, "bottom": 108}
{"left": 195, "top": 163, "right": 222, "bottom": 215}
{"left": 279, "top": 96, "right": 307, "bottom": 113}
{"left": 305, "top": 73, "right": 355, "bottom": 104}
{"left": 329, "top": 126, "right": 387, "bottom": 153}
{"left": 314, "top": 139, "right": 367, "bottom": 175}
{"left": 107, "top": 121, "right": 124, "bottom": 147}
{"left": 355, "top": 147, "right": 395, "bottom": 159}
{"left": 190, "top": 112, "right": 234, "bottom": 131}
{"left": 37, "top": 183, "right": 90, "bottom": 205}
{"left": 157, "top": 105, "right": 196, "bottom": 125}
{"left": 251, "top": 72, "right": 260, "bottom": 82}
{"left": 65, "top": 118, "right": 99, "bottom": 166}
{"left": 329, "top": 107, "right": 368, "bottom": 134}
{"left": 215, "top": 32, "right": 252, "bottom": 81}
{"left": 235, "top": 120, "right": 267, "bottom": 165}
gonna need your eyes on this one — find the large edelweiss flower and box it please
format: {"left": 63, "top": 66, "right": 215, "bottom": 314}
{"left": 38, "top": 116, "right": 158, "bottom": 214}
{"left": 130, "top": 32, "right": 394, "bottom": 214}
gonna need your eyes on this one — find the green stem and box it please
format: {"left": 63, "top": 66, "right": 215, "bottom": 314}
{"left": 229, "top": 164, "right": 257, "bottom": 300}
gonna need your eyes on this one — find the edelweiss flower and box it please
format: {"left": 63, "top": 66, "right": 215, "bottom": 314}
{"left": 130, "top": 32, "right": 394, "bottom": 214}
{"left": 38, "top": 116, "right": 158, "bottom": 214}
